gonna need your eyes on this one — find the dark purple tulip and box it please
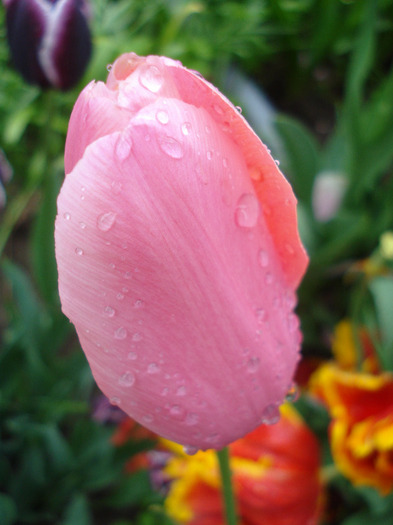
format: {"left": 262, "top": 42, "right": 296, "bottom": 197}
{"left": 0, "top": 149, "right": 13, "bottom": 210}
{"left": 4, "top": 0, "right": 92, "bottom": 90}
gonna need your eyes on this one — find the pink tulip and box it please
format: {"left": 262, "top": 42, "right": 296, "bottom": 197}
{"left": 55, "top": 53, "right": 308, "bottom": 450}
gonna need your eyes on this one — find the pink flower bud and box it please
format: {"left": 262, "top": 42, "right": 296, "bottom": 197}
{"left": 55, "top": 54, "right": 308, "bottom": 450}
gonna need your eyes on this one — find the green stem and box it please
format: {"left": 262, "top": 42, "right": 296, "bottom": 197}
{"left": 216, "top": 447, "right": 238, "bottom": 525}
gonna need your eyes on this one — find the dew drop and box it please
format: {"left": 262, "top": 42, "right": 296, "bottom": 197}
{"left": 118, "top": 371, "right": 135, "bottom": 387}
{"left": 147, "top": 362, "right": 160, "bottom": 374}
{"left": 247, "top": 356, "right": 260, "bottom": 373}
{"left": 258, "top": 249, "right": 269, "bottom": 267}
{"left": 116, "top": 293, "right": 125, "bottom": 301}
{"left": 156, "top": 109, "right": 169, "bottom": 124}
{"left": 106, "top": 63, "right": 113, "bottom": 72}
{"left": 75, "top": 247, "right": 84, "bottom": 256}
{"left": 110, "top": 396, "right": 121, "bottom": 406}
{"left": 235, "top": 105, "right": 242, "bottom": 113}
{"left": 207, "top": 150, "right": 213, "bottom": 161}
{"left": 97, "top": 212, "right": 117, "bottom": 232}
{"left": 127, "top": 351, "right": 137, "bottom": 360}
{"left": 181, "top": 122, "right": 192, "bottom": 135}
{"left": 256, "top": 308, "right": 267, "bottom": 323}
{"left": 222, "top": 157, "right": 228, "bottom": 168}
{"left": 169, "top": 404, "right": 184, "bottom": 418}
{"left": 176, "top": 385, "right": 186, "bottom": 396}
{"left": 213, "top": 103, "right": 224, "bottom": 115}
{"left": 79, "top": 221, "right": 86, "bottom": 229}
{"left": 158, "top": 136, "right": 184, "bottom": 159}
{"left": 260, "top": 404, "right": 280, "bottom": 425}
{"left": 235, "top": 193, "right": 260, "bottom": 228}
{"left": 115, "top": 134, "right": 132, "bottom": 161}
{"left": 183, "top": 445, "right": 199, "bottom": 455}
{"left": 114, "top": 326, "right": 127, "bottom": 340}
{"left": 185, "top": 412, "right": 199, "bottom": 426}
{"left": 104, "top": 306, "right": 115, "bottom": 317}
{"left": 132, "top": 332, "right": 142, "bottom": 342}
{"left": 205, "top": 125, "right": 211, "bottom": 134}
{"left": 285, "top": 383, "right": 299, "bottom": 403}
{"left": 250, "top": 166, "right": 262, "bottom": 181}
{"left": 139, "top": 65, "right": 163, "bottom": 93}
{"left": 111, "top": 180, "right": 122, "bottom": 194}
{"left": 63, "top": 212, "right": 71, "bottom": 220}
{"left": 143, "top": 414, "right": 154, "bottom": 423}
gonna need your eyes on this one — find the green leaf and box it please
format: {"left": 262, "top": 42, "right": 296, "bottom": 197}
{"left": 0, "top": 493, "right": 17, "bottom": 525}
{"left": 61, "top": 494, "right": 92, "bottom": 525}
{"left": 368, "top": 276, "right": 393, "bottom": 370}
{"left": 274, "top": 114, "right": 320, "bottom": 204}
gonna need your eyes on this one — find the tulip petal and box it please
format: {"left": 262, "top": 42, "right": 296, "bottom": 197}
{"left": 40, "top": 0, "right": 92, "bottom": 89}
{"left": 5, "top": 0, "right": 49, "bottom": 87}
{"left": 56, "top": 95, "right": 302, "bottom": 449}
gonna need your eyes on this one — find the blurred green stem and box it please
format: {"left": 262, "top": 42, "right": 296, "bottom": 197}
{"left": 217, "top": 447, "right": 238, "bottom": 525}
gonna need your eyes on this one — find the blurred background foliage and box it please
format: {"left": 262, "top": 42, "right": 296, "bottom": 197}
{"left": 1, "top": 0, "right": 393, "bottom": 524}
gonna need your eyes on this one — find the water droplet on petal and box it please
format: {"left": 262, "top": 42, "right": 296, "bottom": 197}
{"left": 110, "top": 396, "right": 121, "bottom": 406}
{"left": 79, "top": 221, "right": 86, "bottom": 229}
{"left": 132, "top": 332, "right": 142, "bottom": 342}
{"left": 247, "top": 356, "right": 260, "bottom": 373}
{"left": 139, "top": 64, "right": 164, "bottom": 92}
{"left": 143, "top": 414, "right": 154, "bottom": 423}
{"left": 115, "top": 134, "right": 132, "bottom": 161}
{"left": 127, "top": 351, "right": 137, "bottom": 360}
{"left": 97, "top": 212, "right": 117, "bottom": 232}
{"left": 213, "top": 103, "right": 224, "bottom": 115}
{"left": 222, "top": 157, "right": 228, "bottom": 168}
{"left": 104, "top": 306, "right": 116, "bottom": 317}
{"left": 111, "top": 180, "right": 122, "bottom": 194}
{"left": 260, "top": 404, "right": 280, "bottom": 425}
{"left": 250, "top": 166, "right": 262, "bottom": 181}
{"left": 183, "top": 445, "right": 199, "bottom": 455}
{"left": 158, "top": 136, "right": 184, "bottom": 159}
{"left": 170, "top": 404, "right": 184, "bottom": 419}
{"left": 176, "top": 385, "right": 186, "bottom": 396}
{"left": 156, "top": 109, "right": 169, "bottom": 124}
{"left": 256, "top": 308, "right": 267, "bottom": 323}
{"left": 118, "top": 371, "right": 135, "bottom": 387}
{"left": 75, "top": 247, "right": 84, "bottom": 256}
{"left": 134, "top": 299, "right": 144, "bottom": 309}
{"left": 235, "top": 105, "right": 242, "bottom": 113}
{"left": 114, "top": 326, "right": 127, "bottom": 340}
{"left": 235, "top": 193, "right": 260, "bottom": 228}
{"left": 185, "top": 412, "right": 199, "bottom": 426}
{"left": 285, "top": 383, "right": 299, "bottom": 403}
{"left": 63, "top": 212, "right": 71, "bottom": 220}
{"left": 106, "top": 63, "right": 113, "bottom": 72}
{"left": 181, "top": 122, "right": 192, "bottom": 135}
{"left": 147, "top": 363, "right": 160, "bottom": 374}
{"left": 207, "top": 150, "right": 213, "bottom": 160}
{"left": 258, "top": 249, "right": 269, "bottom": 267}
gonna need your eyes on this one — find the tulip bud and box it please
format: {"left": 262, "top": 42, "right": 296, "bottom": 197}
{"left": 55, "top": 53, "right": 308, "bottom": 450}
{"left": 0, "top": 149, "right": 13, "bottom": 210}
{"left": 4, "top": 0, "right": 92, "bottom": 90}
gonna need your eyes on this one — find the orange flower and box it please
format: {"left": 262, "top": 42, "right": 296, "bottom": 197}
{"left": 311, "top": 363, "right": 393, "bottom": 494}
{"left": 163, "top": 404, "right": 323, "bottom": 525}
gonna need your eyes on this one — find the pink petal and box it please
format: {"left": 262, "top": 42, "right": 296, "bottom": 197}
{"left": 56, "top": 54, "right": 308, "bottom": 450}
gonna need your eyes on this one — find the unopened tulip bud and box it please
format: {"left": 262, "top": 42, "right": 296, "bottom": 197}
{"left": 4, "top": 0, "right": 92, "bottom": 90}
{"left": 0, "top": 149, "right": 13, "bottom": 210}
